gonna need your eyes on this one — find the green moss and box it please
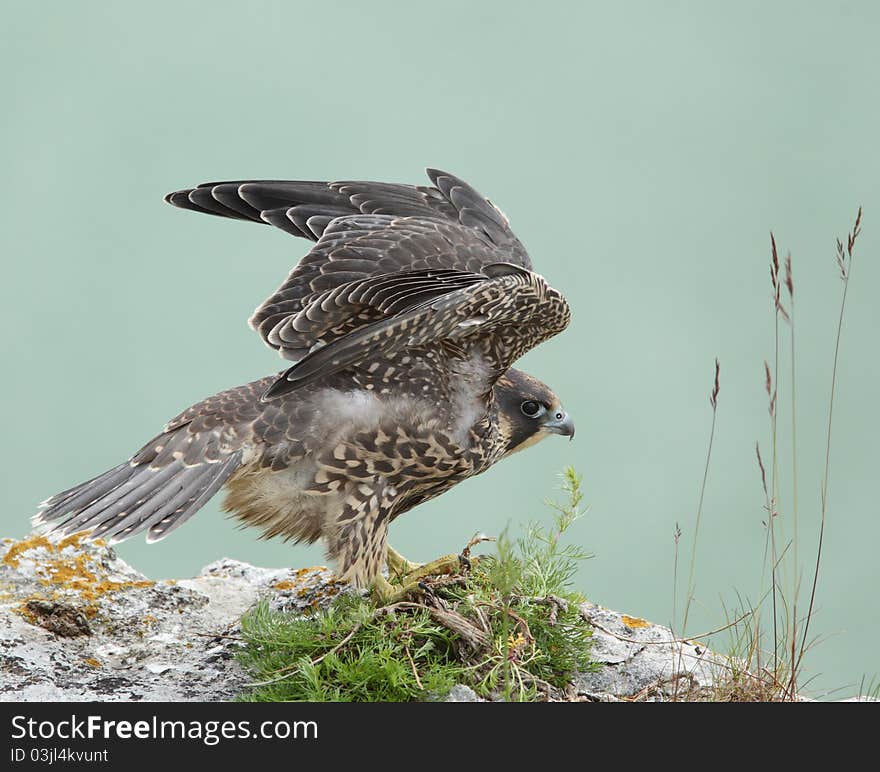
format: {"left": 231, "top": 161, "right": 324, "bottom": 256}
{"left": 236, "top": 467, "right": 597, "bottom": 702}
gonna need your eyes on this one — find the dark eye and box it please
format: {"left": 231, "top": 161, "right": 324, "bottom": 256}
{"left": 520, "top": 400, "right": 543, "bottom": 418}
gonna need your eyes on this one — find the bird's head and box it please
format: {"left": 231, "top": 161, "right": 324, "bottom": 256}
{"left": 493, "top": 369, "right": 574, "bottom": 456}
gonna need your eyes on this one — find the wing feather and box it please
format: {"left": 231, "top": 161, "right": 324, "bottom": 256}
{"left": 249, "top": 216, "right": 527, "bottom": 360}
{"left": 264, "top": 268, "right": 570, "bottom": 399}
{"left": 166, "top": 169, "right": 565, "bottom": 391}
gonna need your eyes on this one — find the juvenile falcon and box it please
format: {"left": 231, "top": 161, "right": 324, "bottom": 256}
{"left": 35, "top": 169, "right": 574, "bottom": 599}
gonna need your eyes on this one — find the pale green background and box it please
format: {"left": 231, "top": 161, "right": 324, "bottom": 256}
{"left": 2, "top": 2, "right": 878, "bottom": 698}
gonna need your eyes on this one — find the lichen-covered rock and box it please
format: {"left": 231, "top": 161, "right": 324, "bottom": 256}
{"left": 574, "top": 603, "right": 727, "bottom": 701}
{"left": 2, "top": 533, "right": 826, "bottom": 702}
{"left": 0, "top": 534, "right": 348, "bottom": 701}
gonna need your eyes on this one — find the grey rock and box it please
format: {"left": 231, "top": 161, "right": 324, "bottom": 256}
{"left": 0, "top": 533, "right": 348, "bottom": 702}
{"left": 445, "top": 684, "right": 485, "bottom": 702}
{"left": 574, "top": 602, "right": 726, "bottom": 701}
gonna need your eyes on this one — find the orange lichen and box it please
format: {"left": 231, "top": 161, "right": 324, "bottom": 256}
{"left": 36, "top": 554, "right": 153, "bottom": 600}
{"left": 3, "top": 535, "right": 154, "bottom": 601}
{"left": 41, "top": 554, "right": 98, "bottom": 586}
{"left": 295, "top": 566, "right": 327, "bottom": 577}
{"left": 2, "top": 532, "right": 103, "bottom": 568}
{"left": 3, "top": 535, "right": 54, "bottom": 568}
{"left": 82, "top": 657, "right": 102, "bottom": 668}
{"left": 57, "top": 532, "right": 100, "bottom": 551}
{"left": 90, "top": 580, "right": 154, "bottom": 598}
{"left": 273, "top": 579, "right": 300, "bottom": 590}
{"left": 621, "top": 615, "right": 651, "bottom": 629}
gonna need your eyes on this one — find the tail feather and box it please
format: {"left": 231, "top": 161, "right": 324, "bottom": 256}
{"left": 146, "top": 454, "right": 241, "bottom": 542}
{"left": 53, "top": 463, "right": 180, "bottom": 535}
{"left": 94, "top": 463, "right": 214, "bottom": 543}
{"left": 38, "top": 461, "right": 133, "bottom": 513}
{"left": 79, "top": 463, "right": 189, "bottom": 540}
{"left": 34, "top": 452, "right": 243, "bottom": 545}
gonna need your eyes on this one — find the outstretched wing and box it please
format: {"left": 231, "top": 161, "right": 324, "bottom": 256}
{"left": 166, "top": 169, "right": 532, "bottom": 359}
{"left": 165, "top": 168, "right": 525, "bottom": 258}
{"left": 265, "top": 264, "right": 570, "bottom": 399}
{"left": 166, "top": 168, "right": 568, "bottom": 398}
{"left": 254, "top": 217, "right": 535, "bottom": 362}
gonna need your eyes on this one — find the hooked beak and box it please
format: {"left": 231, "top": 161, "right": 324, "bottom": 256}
{"left": 543, "top": 409, "right": 575, "bottom": 440}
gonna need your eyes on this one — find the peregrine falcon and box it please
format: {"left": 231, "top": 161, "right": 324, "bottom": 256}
{"left": 34, "top": 169, "right": 574, "bottom": 599}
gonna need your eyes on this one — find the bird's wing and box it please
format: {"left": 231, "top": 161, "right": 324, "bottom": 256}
{"left": 253, "top": 218, "right": 529, "bottom": 361}
{"left": 165, "top": 168, "right": 526, "bottom": 259}
{"left": 264, "top": 263, "right": 570, "bottom": 399}
{"left": 165, "top": 169, "right": 532, "bottom": 359}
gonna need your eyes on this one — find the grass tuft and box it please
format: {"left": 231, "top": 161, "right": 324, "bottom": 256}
{"left": 235, "top": 467, "right": 595, "bottom": 702}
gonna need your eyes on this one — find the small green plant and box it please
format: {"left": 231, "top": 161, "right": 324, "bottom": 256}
{"left": 236, "top": 467, "right": 595, "bottom": 702}
{"left": 517, "top": 466, "right": 593, "bottom": 598}
{"left": 236, "top": 593, "right": 464, "bottom": 702}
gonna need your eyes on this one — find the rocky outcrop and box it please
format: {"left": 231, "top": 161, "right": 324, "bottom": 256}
{"left": 0, "top": 533, "right": 727, "bottom": 702}
{"left": 575, "top": 604, "right": 722, "bottom": 701}
{"left": 0, "top": 534, "right": 347, "bottom": 701}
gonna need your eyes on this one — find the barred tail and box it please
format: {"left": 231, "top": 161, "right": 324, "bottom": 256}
{"left": 34, "top": 444, "right": 243, "bottom": 544}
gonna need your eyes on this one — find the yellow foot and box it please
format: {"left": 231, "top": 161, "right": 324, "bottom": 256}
{"left": 385, "top": 545, "right": 422, "bottom": 577}
{"left": 400, "top": 552, "right": 474, "bottom": 584}
{"left": 370, "top": 574, "right": 423, "bottom": 605}
{"left": 371, "top": 552, "right": 478, "bottom": 605}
